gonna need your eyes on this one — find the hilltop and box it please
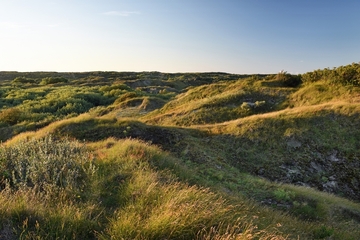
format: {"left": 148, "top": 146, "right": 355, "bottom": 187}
{"left": 0, "top": 63, "right": 359, "bottom": 239}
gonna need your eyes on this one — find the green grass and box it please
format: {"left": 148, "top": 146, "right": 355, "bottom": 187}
{"left": 2, "top": 133, "right": 360, "bottom": 239}
{"left": 142, "top": 76, "right": 296, "bottom": 126}
{"left": 1, "top": 66, "right": 360, "bottom": 239}
{"left": 0, "top": 136, "right": 290, "bottom": 239}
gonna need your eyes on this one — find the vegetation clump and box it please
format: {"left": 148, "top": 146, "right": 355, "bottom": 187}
{"left": 302, "top": 62, "right": 360, "bottom": 86}
{"left": 276, "top": 70, "right": 302, "bottom": 87}
{"left": 40, "top": 77, "right": 68, "bottom": 85}
{"left": 12, "top": 77, "right": 37, "bottom": 84}
{"left": 0, "top": 108, "right": 22, "bottom": 125}
{"left": 0, "top": 135, "right": 95, "bottom": 197}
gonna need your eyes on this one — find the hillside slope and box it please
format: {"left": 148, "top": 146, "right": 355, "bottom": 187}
{"left": 1, "top": 63, "right": 360, "bottom": 239}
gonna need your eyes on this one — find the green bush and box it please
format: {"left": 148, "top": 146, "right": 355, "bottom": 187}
{"left": 12, "top": 77, "right": 37, "bottom": 84}
{"left": 302, "top": 62, "right": 360, "bottom": 86}
{"left": 273, "top": 188, "right": 295, "bottom": 202}
{"left": 313, "top": 225, "right": 334, "bottom": 239}
{"left": 99, "top": 83, "right": 130, "bottom": 92}
{"left": 40, "top": 77, "right": 68, "bottom": 85}
{"left": 74, "top": 92, "right": 112, "bottom": 106}
{"left": 292, "top": 200, "right": 320, "bottom": 220}
{"left": 0, "top": 108, "right": 22, "bottom": 125}
{"left": 276, "top": 71, "right": 302, "bottom": 87}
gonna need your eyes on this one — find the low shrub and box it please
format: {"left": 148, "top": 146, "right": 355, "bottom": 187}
{"left": 40, "top": 77, "right": 68, "bottom": 85}
{"left": 0, "top": 108, "right": 22, "bottom": 125}
{"left": 12, "top": 77, "right": 37, "bottom": 84}
{"left": 276, "top": 71, "right": 302, "bottom": 87}
{"left": 313, "top": 225, "right": 334, "bottom": 239}
{"left": 0, "top": 135, "right": 96, "bottom": 198}
{"left": 302, "top": 62, "right": 360, "bottom": 86}
{"left": 273, "top": 188, "right": 295, "bottom": 202}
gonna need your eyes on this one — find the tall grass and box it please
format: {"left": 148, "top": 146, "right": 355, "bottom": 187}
{"left": 0, "top": 135, "right": 100, "bottom": 239}
{"left": 95, "top": 139, "right": 235, "bottom": 239}
{"left": 0, "top": 190, "right": 101, "bottom": 239}
{"left": 196, "top": 219, "right": 287, "bottom": 240}
{"left": 1, "top": 68, "right": 360, "bottom": 239}
{"left": 90, "top": 139, "right": 288, "bottom": 239}
{"left": 284, "top": 80, "right": 358, "bottom": 108}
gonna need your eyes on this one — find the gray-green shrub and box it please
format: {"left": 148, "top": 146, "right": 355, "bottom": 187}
{"left": 0, "top": 136, "right": 96, "bottom": 197}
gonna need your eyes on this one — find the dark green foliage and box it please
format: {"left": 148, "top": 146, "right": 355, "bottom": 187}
{"left": 313, "top": 226, "right": 334, "bottom": 239}
{"left": 292, "top": 199, "right": 321, "bottom": 220}
{"left": 74, "top": 92, "right": 112, "bottom": 106}
{"left": 302, "top": 62, "right": 360, "bottom": 86}
{"left": 276, "top": 71, "right": 302, "bottom": 87}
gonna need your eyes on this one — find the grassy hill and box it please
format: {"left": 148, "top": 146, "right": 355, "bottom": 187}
{"left": 0, "top": 63, "right": 359, "bottom": 239}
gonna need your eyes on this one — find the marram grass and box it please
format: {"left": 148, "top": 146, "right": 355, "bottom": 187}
{"left": 1, "top": 67, "right": 360, "bottom": 239}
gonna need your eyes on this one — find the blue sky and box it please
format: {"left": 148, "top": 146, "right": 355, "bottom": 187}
{"left": 0, "top": 0, "right": 359, "bottom": 74}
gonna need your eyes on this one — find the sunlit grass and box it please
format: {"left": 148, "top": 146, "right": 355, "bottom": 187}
{"left": 1, "top": 131, "right": 360, "bottom": 239}
{"left": 94, "top": 139, "right": 289, "bottom": 239}
{"left": 0, "top": 189, "right": 101, "bottom": 239}
{"left": 1, "top": 68, "right": 360, "bottom": 239}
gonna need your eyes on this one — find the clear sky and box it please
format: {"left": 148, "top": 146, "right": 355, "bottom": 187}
{"left": 0, "top": 0, "right": 359, "bottom": 74}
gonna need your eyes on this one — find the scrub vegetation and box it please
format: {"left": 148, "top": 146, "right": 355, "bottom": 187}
{"left": 0, "top": 62, "right": 360, "bottom": 239}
